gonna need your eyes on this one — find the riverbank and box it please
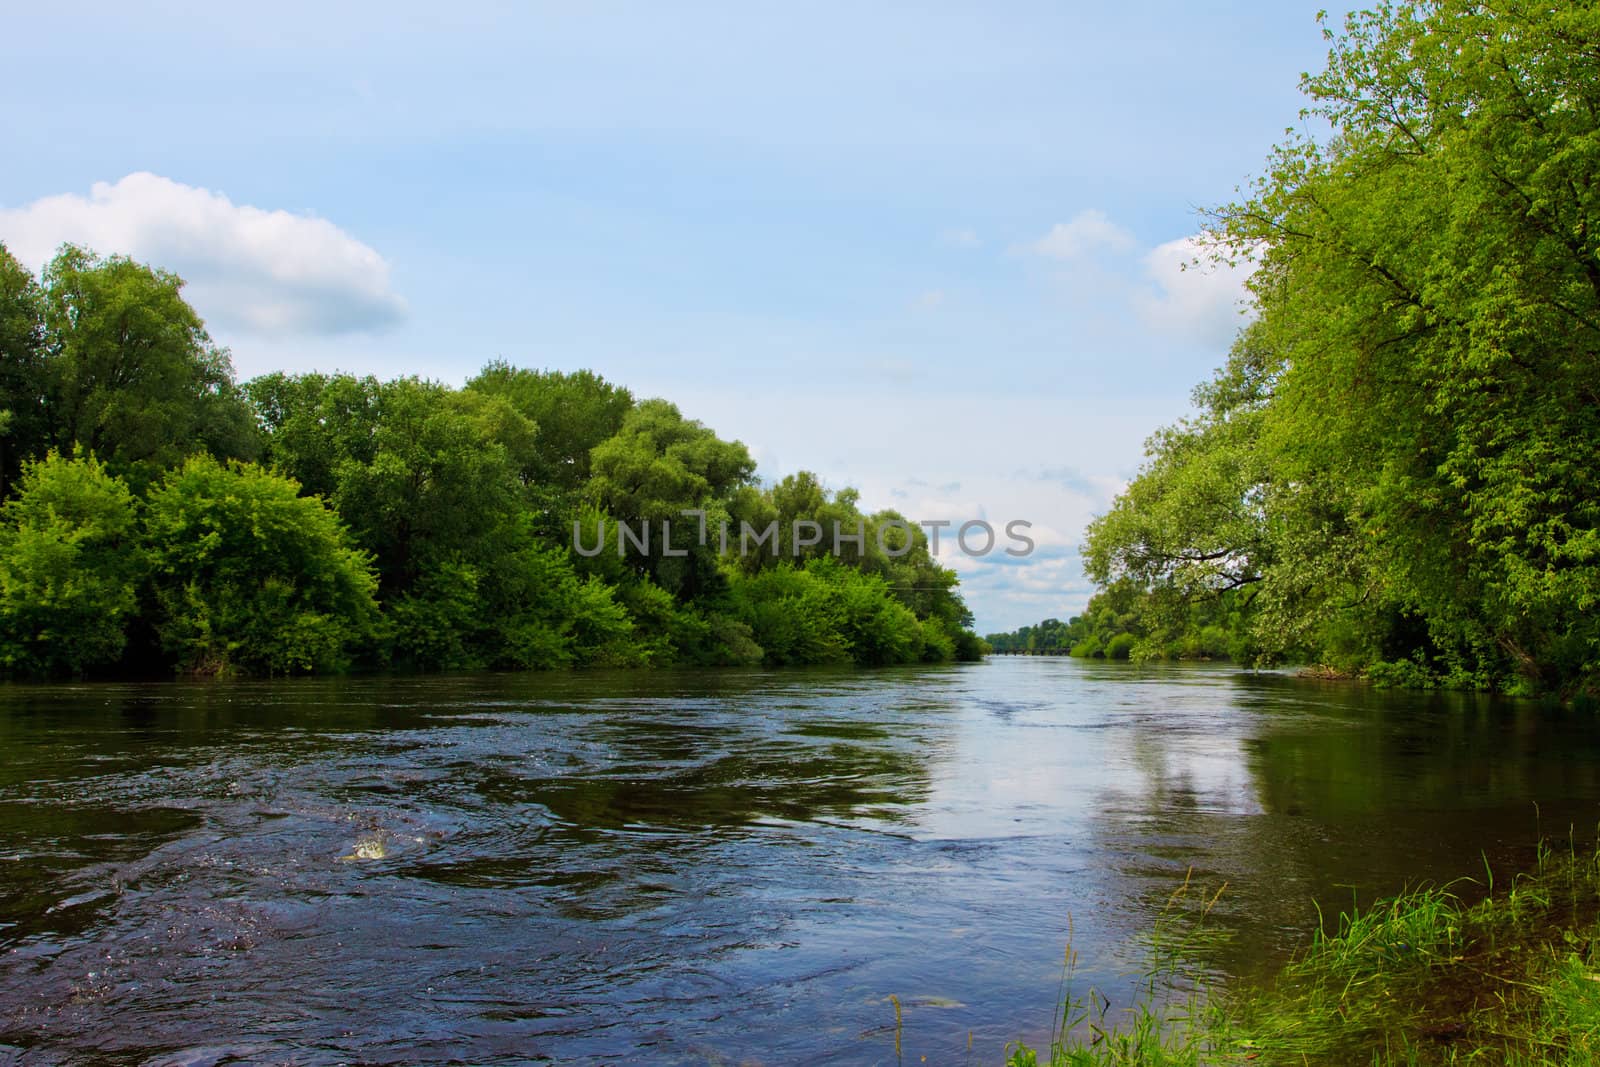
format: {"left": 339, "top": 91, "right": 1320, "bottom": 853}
{"left": 1008, "top": 841, "right": 1600, "bottom": 1065}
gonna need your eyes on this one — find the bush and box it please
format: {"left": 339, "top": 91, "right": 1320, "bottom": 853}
{"left": 1070, "top": 636, "right": 1103, "bottom": 658}
{"left": 1104, "top": 632, "right": 1138, "bottom": 660}
{"left": 1366, "top": 656, "right": 1438, "bottom": 690}
{"left": 0, "top": 453, "right": 144, "bottom": 676}
{"left": 144, "top": 456, "right": 378, "bottom": 675}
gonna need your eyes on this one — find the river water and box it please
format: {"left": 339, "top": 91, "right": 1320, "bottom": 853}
{"left": 1, "top": 658, "right": 1597, "bottom": 1064}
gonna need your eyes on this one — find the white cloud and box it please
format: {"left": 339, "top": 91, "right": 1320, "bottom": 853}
{"left": 1137, "top": 235, "right": 1256, "bottom": 346}
{"left": 0, "top": 172, "right": 405, "bottom": 337}
{"left": 1029, "top": 209, "right": 1135, "bottom": 260}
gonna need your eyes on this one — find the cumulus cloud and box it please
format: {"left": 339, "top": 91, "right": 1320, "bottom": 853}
{"left": 1029, "top": 209, "right": 1136, "bottom": 260}
{"left": 960, "top": 542, "right": 1097, "bottom": 630}
{"left": 0, "top": 172, "right": 405, "bottom": 336}
{"left": 1136, "top": 235, "right": 1256, "bottom": 346}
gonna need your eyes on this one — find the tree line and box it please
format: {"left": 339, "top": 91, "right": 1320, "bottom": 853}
{"left": 1077, "top": 2, "right": 1600, "bottom": 698}
{"left": 984, "top": 583, "right": 1253, "bottom": 662}
{"left": 0, "top": 243, "right": 982, "bottom": 677}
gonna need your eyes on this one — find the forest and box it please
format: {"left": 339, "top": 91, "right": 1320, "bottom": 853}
{"left": 0, "top": 244, "right": 982, "bottom": 678}
{"left": 1046, "top": 2, "right": 1600, "bottom": 700}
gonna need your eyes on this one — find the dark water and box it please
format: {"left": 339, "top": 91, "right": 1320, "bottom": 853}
{"left": 1, "top": 659, "right": 1598, "bottom": 1065}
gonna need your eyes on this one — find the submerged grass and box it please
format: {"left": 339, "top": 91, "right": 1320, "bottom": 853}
{"left": 1004, "top": 838, "right": 1600, "bottom": 1066}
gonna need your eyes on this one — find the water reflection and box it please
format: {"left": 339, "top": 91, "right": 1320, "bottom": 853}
{"left": 0, "top": 661, "right": 1597, "bottom": 1062}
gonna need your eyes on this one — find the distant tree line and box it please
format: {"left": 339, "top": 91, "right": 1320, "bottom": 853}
{"left": 984, "top": 582, "right": 1252, "bottom": 662}
{"left": 1078, "top": 3, "right": 1600, "bottom": 698}
{"left": 0, "top": 243, "right": 982, "bottom": 678}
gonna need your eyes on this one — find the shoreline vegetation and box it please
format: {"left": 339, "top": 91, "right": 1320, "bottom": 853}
{"left": 988, "top": 3, "right": 1600, "bottom": 1063}
{"left": 1023, "top": 1, "right": 1600, "bottom": 703}
{"left": 1000, "top": 837, "right": 1600, "bottom": 1066}
{"left": 0, "top": 246, "right": 981, "bottom": 679}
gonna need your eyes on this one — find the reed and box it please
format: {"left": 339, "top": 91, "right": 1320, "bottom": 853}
{"left": 1002, "top": 837, "right": 1600, "bottom": 1066}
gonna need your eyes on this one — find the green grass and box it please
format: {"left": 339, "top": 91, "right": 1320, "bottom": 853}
{"left": 1003, "top": 839, "right": 1600, "bottom": 1066}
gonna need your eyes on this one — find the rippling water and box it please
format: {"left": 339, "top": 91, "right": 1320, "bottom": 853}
{"left": 2, "top": 659, "right": 1598, "bottom": 1064}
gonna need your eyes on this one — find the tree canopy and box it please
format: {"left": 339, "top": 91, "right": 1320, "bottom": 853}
{"left": 1078, "top": 1, "right": 1600, "bottom": 697}
{"left": 0, "top": 241, "right": 982, "bottom": 678}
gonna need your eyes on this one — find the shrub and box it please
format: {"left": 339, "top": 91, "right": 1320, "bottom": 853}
{"left": 1104, "top": 632, "right": 1138, "bottom": 660}
{"left": 144, "top": 456, "right": 378, "bottom": 675}
{"left": 0, "top": 452, "right": 144, "bottom": 676}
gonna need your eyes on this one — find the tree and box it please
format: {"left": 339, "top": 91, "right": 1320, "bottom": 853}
{"left": 329, "top": 377, "right": 531, "bottom": 596}
{"left": 144, "top": 456, "right": 378, "bottom": 675}
{"left": 0, "top": 244, "right": 48, "bottom": 500}
{"left": 0, "top": 453, "right": 144, "bottom": 676}
{"left": 587, "top": 398, "right": 756, "bottom": 597}
{"left": 245, "top": 372, "right": 384, "bottom": 499}
{"left": 1083, "top": 325, "right": 1278, "bottom": 658}
{"left": 465, "top": 362, "right": 633, "bottom": 488}
{"left": 1085, "top": 2, "right": 1600, "bottom": 694}
{"left": 41, "top": 247, "right": 259, "bottom": 484}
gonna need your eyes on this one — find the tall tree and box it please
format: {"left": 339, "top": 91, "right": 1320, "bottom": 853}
{"left": 0, "top": 244, "right": 47, "bottom": 499}
{"left": 1088, "top": 2, "right": 1600, "bottom": 694}
{"left": 587, "top": 398, "right": 756, "bottom": 598}
{"left": 41, "top": 246, "right": 258, "bottom": 484}
{"left": 465, "top": 362, "right": 633, "bottom": 488}
{"left": 245, "top": 372, "right": 384, "bottom": 499}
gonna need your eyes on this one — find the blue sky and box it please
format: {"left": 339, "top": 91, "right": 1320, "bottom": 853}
{"left": 0, "top": 2, "right": 1341, "bottom": 631}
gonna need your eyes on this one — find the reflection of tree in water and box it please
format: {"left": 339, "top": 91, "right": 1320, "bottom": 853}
{"left": 1239, "top": 678, "right": 1600, "bottom": 819}
{"left": 1080, "top": 673, "right": 1600, "bottom": 984}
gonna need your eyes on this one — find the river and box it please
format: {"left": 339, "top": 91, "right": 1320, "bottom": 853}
{"left": 1, "top": 658, "right": 1596, "bottom": 1064}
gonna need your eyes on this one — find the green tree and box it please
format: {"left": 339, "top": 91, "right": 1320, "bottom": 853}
{"left": 386, "top": 520, "right": 643, "bottom": 671}
{"left": 587, "top": 398, "right": 756, "bottom": 597}
{"left": 0, "top": 244, "right": 48, "bottom": 499}
{"left": 465, "top": 362, "right": 634, "bottom": 488}
{"left": 330, "top": 377, "right": 531, "bottom": 596}
{"left": 1084, "top": 3, "right": 1600, "bottom": 694}
{"left": 0, "top": 453, "right": 145, "bottom": 676}
{"left": 1083, "top": 325, "right": 1277, "bottom": 659}
{"left": 144, "top": 456, "right": 378, "bottom": 675}
{"left": 245, "top": 372, "right": 384, "bottom": 499}
{"left": 41, "top": 247, "right": 259, "bottom": 484}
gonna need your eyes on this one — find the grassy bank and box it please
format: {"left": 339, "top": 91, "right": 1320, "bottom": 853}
{"left": 1006, "top": 841, "right": 1600, "bottom": 1066}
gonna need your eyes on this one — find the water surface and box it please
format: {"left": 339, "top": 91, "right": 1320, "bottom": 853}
{"left": 2, "top": 659, "right": 1597, "bottom": 1063}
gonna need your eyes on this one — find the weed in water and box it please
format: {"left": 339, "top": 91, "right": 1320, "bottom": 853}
{"left": 1005, "top": 839, "right": 1600, "bottom": 1066}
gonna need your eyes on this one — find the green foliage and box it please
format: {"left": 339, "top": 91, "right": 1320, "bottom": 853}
{"left": 388, "top": 536, "right": 642, "bottom": 672}
{"left": 1103, "top": 632, "right": 1137, "bottom": 660}
{"left": 990, "top": 581, "right": 1250, "bottom": 663}
{"left": 245, "top": 372, "right": 383, "bottom": 499}
{"left": 723, "top": 557, "right": 943, "bottom": 668}
{"left": 0, "top": 453, "right": 144, "bottom": 676}
{"left": 40, "top": 246, "right": 258, "bottom": 485}
{"left": 143, "top": 456, "right": 377, "bottom": 676}
{"left": 588, "top": 397, "right": 755, "bottom": 599}
{"left": 589, "top": 398, "right": 755, "bottom": 525}
{"left": 0, "top": 244, "right": 48, "bottom": 499}
{"left": 1079, "top": 2, "right": 1600, "bottom": 697}
{"left": 0, "top": 245, "right": 983, "bottom": 676}
{"left": 1001, "top": 845, "right": 1600, "bottom": 1066}
{"left": 320, "top": 378, "right": 516, "bottom": 593}
{"left": 465, "top": 362, "right": 633, "bottom": 488}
